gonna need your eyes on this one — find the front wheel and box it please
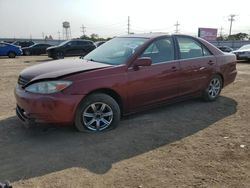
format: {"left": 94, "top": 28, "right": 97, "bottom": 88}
{"left": 8, "top": 52, "right": 16, "bottom": 58}
{"left": 75, "top": 93, "right": 120, "bottom": 132}
{"left": 203, "top": 75, "right": 222, "bottom": 101}
{"left": 25, "top": 50, "right": 31, "bottom": 56}
{"left": 55, "top": 52, "right": 64, "bottom": 59}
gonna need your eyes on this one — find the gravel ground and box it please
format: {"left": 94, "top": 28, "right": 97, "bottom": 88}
{"left": 0, "top": 56, "right": 249, "bottom": 188}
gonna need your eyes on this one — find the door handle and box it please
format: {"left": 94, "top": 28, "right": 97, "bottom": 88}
{"left": 171, "top": 66, "right": 177, "bottom": 71}
{"left": 199, "top": 67, "right": 206, "bottom": 70}
{"left": 208, "top": 60, "right": 215, "bottom": 65}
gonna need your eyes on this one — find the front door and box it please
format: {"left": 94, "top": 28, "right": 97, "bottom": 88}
{"left": 127, "top": 37, "right": 181, "bottom": 111}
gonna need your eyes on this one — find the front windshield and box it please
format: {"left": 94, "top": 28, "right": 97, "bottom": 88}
{"left": 239, "top": 45, "right": 250, "bottom": 50}
{"left": 59, "top": 40, "right": 70, "bottom": 46}
{"left": 84, "top": 37, "right": 147, "bottom": 65}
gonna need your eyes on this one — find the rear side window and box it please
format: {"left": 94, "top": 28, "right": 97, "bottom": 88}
{"left": 77, "top": 41, "right": 92, "bottom": 46}
{"left": 77, "top": 41, "right": 85, "bottom": 45}
{"left": 177, "top": 37, "right": 212, "bottom": 59}
{"left": 141, "top": 38, "right": 175, "bottom": 64}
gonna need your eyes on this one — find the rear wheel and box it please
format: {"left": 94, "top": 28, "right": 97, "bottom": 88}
{"left": 203, "top": 75, "right": 222, "bottom": 101}
{"left": 75, "top": 93, "right": 120, "bottom": 132}
{"left": 8, "top": 52, "right": 16, "bottom": 58}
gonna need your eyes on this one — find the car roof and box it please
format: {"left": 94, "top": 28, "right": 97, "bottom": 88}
{"left": 118, "top": 33, "right": 198, "bottom": 39}
{"left": 70, "top": 39, "right": 93, "bottom": 42}
{"left": 119, "top": 32, "right": 170, "bottom": 39}
{"left": 241, "top": 44, "right": 250, "bottom": 47}
{"left": 0, "top": 41, "right": 9, "bottom": 45}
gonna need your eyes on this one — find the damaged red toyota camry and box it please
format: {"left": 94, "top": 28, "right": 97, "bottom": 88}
{"left": 15, "top": 33, "right": 237, "bottom": 132}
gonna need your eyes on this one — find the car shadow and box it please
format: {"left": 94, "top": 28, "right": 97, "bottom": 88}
{"left": 0, "top": 96, "right": 237, "bottom": 182}
{"left": 237, "top": 59, "right": 250, "bottom": 64}
{"left": 23, "top": 58, "right": 52, "bottom": 63}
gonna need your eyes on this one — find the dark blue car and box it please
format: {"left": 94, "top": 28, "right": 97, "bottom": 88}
{"left": 0, "top": 42, "right": 22, "bottom": 58}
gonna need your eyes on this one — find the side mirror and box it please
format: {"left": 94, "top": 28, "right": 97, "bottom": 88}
{"left": 133, "top": 57, "right": 152, "bottom": 70}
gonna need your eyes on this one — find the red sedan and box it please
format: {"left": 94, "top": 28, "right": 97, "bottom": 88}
{"left": 15, "top": 33, "right": 237, "bottom": 132}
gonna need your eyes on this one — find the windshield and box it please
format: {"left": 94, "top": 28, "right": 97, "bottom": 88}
{"left": 59, "top": 40, "right": 70, "bottom": 46}
{"left": 239, "top": 44, "right": 250, "bottom": 50}
{"left": 84, "top": 37, "right": 147, "bottom": 65}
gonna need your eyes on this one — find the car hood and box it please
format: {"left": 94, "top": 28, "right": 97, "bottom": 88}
{"left": 20, "top": 58, "right": 112, "bottom": 83}
{"left": 46, "top": 45, "right": 59, "bottom": 50}
{"left": 232, "top": 49, "right": 250, "bottom": 53}
{"left": 22, "top": 46, "right": 31, "bottom": 50}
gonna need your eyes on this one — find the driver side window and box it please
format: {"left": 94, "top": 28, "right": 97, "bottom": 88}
{"left": 141, "top": 38, "right": 175, "bottom": 64}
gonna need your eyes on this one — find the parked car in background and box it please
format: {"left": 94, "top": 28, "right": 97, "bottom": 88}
{"left": 232, "top": 44, "right": 250, "bottom": 61}
{"left": 3, "top": 41, "right": 15, "bottom": 44}
{"left": 12, "top": 41, "right": 35, "bottom": 48}
{"left": 217, "top": 46, "right": 233, "bottom": 53}
{"left": 15, "top": 33, "right": 237, "bottom": 132}
{"left": 46, "top": 39, "right": 96, "bottom": 59}
{"left": 22, "top": 43, "right": 52, "bottom": 55}
{"left": 94, "top": 41, "right": 106, "bottom": 47}
{"left": 0, "top": 42, "right": 22, "bottom": 58}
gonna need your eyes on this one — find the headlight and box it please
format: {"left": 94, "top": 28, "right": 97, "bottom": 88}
{"left": 25, "top": 81, "right": 72, "bottom": 94}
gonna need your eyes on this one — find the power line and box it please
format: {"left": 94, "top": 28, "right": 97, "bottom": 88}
{"left": 87, "top": 21, "right": 126, "bottom": 29}
{"left": 174, "top": 21, "right": 180, "bottom": 33}
{"left": 228, "top": 14, "right": 236, "bottom": 36}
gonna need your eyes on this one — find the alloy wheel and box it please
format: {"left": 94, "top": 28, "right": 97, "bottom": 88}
{"left": 82, "top": 102, "right": 113, "bottom": 131}
{"left": 208, "top": 78, "right": 221, "bottom": 99}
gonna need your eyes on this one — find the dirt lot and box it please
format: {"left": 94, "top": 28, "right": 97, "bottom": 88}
{"left": 0, "top": 56, "right": 249, "bottom": 188}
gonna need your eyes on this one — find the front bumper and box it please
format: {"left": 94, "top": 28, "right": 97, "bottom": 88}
{"left": 234, "top": 53, "right": 250, "bottom": 60}
{"left": 15, "top": 85, "right": 83, "bottom": 125}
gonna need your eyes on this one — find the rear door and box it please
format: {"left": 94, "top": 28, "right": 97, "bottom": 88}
{"left": 175, "top": 36, "right": 216, "bottom": 95}
{"left": 127, "top": 37, "right": 181, "bottom": 110}
{"left": 32, "top": 44, "right": 41, "bottom": 54}
{"left": 65, "top": 41, "right": 78, "bottom": 56}
{"left": 77, "top": 41, "right": 89, "bottom": 55}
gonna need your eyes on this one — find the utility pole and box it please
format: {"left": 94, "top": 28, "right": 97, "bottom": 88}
{"left": 42, "top": 32, "right": 45, "bottom": 40}
{"left": 174, "top": 21, "right": 180, "bottom": 33}
{"left": 58, "top": 31, "right": 61, "bottom": 40}
{"left": 228, "top": 14, "right": 236, "bottom": 36}
{"left": 219, "top": 26, "right": 224, "bottom": 37}
{"left": 127, "top": 16, "right": 130, "bottom": 34}
{"left": 81, "top": 25, "right": 86, "bottom": 36}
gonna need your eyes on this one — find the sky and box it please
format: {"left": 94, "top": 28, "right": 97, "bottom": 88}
{"left": 0, "top": 0, "right": 250, "bottom": 39}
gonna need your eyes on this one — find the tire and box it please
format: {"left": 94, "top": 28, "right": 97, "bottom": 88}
{"left": 56, "top": 52, "right": 64, "bottom": 59}
{"left": 75, "top": 93, "right": 120, "bottom": 133}
{"left": 203, "top": 75, "right": 222, "bottom": 101}
{"left": 8, "top": 52, "right": 16, "bottom": 58}
{"left": 25, "top": 50, "right": 31, "bottom": 56}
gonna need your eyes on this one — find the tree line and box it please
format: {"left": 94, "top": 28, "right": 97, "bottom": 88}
{"left": 217, "top": 33, "right": 249, "bottom": 41}
{"left": 80, "top": 34, "right": 112, "bottom": 42}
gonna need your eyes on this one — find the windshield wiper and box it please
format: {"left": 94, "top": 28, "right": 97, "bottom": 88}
{"left": 83, "top": 58, "right": 110, "bottom": 65}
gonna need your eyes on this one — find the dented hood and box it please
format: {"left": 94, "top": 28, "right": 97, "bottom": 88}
{"left": 20, "top": 58, "right": 112, "bottom": 82}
